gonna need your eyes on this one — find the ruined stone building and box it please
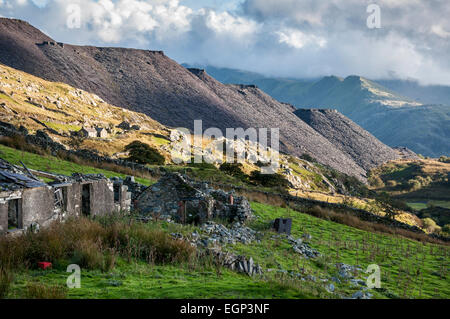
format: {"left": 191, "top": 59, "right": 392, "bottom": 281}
{"left": 95, "top": 127, "right": 108, "bottom": 138}
{"left": 78, "top": 127, "right": 108, "bottom": 139}
{"left": 79, "top": 127, "right": 97, "bottom": 138}
{"left": 0, "top": 159, "right": 131, "bottom": 235}
{"left": 135, "top": 173, "right": 253, "bottom": 224}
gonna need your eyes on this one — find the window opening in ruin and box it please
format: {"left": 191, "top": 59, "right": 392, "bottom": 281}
{"left": 113, "top": 184, "right": 120, "bottom": 203}
{"left": 55, "top": 187, "right": 68, "bottom": 211}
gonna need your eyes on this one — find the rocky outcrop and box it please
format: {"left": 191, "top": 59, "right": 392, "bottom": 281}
{"left": 135, "top": 173, "right": 253, "bottom": 223}
{"left": 206, "top": 248, "right": 263, "bottom": 276}
{"left": 393, "top": 147, "right": 420, "bottom": 160}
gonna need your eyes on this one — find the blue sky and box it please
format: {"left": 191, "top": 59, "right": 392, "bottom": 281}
{"left": 1, "top": 0, "right": 450, "bottom": 85}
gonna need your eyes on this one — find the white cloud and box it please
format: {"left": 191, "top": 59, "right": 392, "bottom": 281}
{"left": 276, "top": 28, "right": 326, "bottom": 49}
{"left": 0, "top": 0, "right": 449, "bottom": 85}
{"left": 431, "top": 25, "right": 450, "bottom": 39}
{"left": 202, "top": 10, "right": 259, "bottom": 38}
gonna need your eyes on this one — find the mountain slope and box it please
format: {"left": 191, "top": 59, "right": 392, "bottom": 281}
{"left": 294, "top": 109, "right": 400, "bottom": 171}
{"left": 190, "top": 65, "right": 450, "bottom": 157}
{"left": 377, "top": 79, "right": 450, "bottom": 106}
{"left": 0, "top": 18, "right": 384, "bottom": 180}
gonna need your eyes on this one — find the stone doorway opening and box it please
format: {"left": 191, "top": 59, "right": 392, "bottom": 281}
{"left": 8, "top": 199, "right": 22, "bottom": 230}
{"left": 81, "top": 184, "right": 91, "bottom": 216}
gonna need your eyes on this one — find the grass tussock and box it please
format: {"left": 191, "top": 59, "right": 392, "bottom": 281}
{"left": 0, "top": 267, "right": 14, "bottom": 299}
{"left": 0, "top": 215, "right": 196, "bottom": 272}
{"left": 24, "top": 282, "right": 67, "bottom": 299}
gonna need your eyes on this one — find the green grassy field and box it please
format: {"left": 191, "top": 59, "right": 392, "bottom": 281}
{"left": 407, "top": 201, "right": 450, "bottom": 210}
{"left": 239, "top": 203, "right": 449, "bottom": 299}
{"left": 0, "top": 144, "right": 152, "bottom": 186}
{"left": 9, "top": 261, "right": 313, "bottom": 299}
{"left": 4, "top": 202, "right": 449, "bottom": 299}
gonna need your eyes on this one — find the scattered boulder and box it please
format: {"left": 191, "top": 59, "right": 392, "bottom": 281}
{"left": 336, "top": 263, "right": 363, "bottom": 280}
{"left": 207, "top": 248, "right": 263, "bottom": 277}
{"left": 351, "top": 288, "right": 373, "bottom": 299}
{"left": 288, "top": 235, "right": 320, "bottom": 258}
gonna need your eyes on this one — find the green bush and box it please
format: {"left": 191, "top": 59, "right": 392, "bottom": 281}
{"left": 125, "top": 141, "right": 165, "bottom": 165}
{"left": 442, "top": 224, "right": 450, "bottom": 234}
{"left": 219, "top": 163, "right": 247, "bottom": 179}
{"left": 188, "top": 161, "right": 217, "bottom": 170}
{"left": 250, "top": 171, "right": 290, "bottom": 188}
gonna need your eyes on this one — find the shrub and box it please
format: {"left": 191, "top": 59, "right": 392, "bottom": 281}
{"left": 188, "top": 161, "right": 217, "bottom": 170}
{"left": 442, "top": 224, "right": 450, "bottom": 234}
{"left": 250, "top": 171, "right": 290, "bottom": 188}
{"left": 125, "top": 141, "right": 165, "bottom": 165}
{"left": 71, "top": 240, "right": 104, "bottom": 270}
{"left": 439, "top": 156, "right": 450, "bottom": 163}
{"left": 112, "top": 224, "right": 196, "bottom": 264}
{"left": 219, "top": 163, "right": 247, "bottom": 179}
{"left": 422, "top": 218, "right": 439, "bottom": 233}
{"left": 387, "top": 180, "right": 398, "bottom": 187}
{"left": 368, "top": 175, "right": 385, "bottom": 188}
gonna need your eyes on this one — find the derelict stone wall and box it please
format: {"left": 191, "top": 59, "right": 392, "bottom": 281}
{"left": 0, "top": 202, "right": 8, "bottom": 234}
{"left": 90, "top": 180, "right": 115, "bottom": 216}
{"left": 21, "top": 186, "right": 54, "bottom": 228}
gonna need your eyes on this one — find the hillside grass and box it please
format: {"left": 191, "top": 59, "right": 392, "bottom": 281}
{"left": 235, "top": 202, "right": 449, "bottom": 299}
{"left": 0, "top": 144, "right": 152, "bottom": 186}
{"left": 1, "top": 202, "right": 448, "bottom": 299}
{"left": 8, "top": 262, "right": 312, "bottom": 299}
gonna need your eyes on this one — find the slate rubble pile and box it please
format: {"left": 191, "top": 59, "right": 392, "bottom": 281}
{"left": 199, "top": 221, "right": 260, "bottom": 246}
{"left": 287, "top": 235, "right": 321, "bottom": 259}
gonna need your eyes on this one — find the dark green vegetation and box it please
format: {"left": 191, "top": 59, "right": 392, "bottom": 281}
{"left": 368, "top": 159, "right": 450, "bottom": 235}
{"left": 218, "top": 163, "right": 290, "bottom": 189}
{"left": 125, "top": 141, "right": 165, "bottom": 165}
{"left": 1, "top": 203, "right": 448, "bottom": 299}
{"left": 249, "top": 171, "right": 290, "bottom": 188}
{"left": 190, "top": 65, "right": 450, "bottom": 157}
{"left": 368, "top": 160, "right": 450, "bottom": 203}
